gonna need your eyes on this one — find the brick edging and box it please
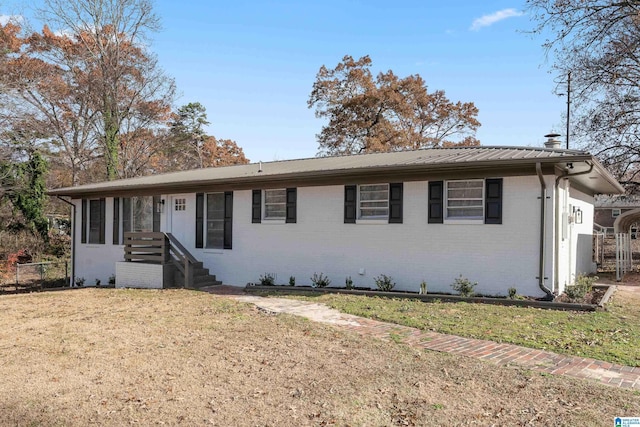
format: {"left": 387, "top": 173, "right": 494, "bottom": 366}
{"left": 245, "top": 285, "right": 609, "bottom": 312}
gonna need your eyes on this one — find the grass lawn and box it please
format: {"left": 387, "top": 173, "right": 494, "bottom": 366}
{"left": 263, "top": 286, "right": 640, "bottom": 367}
{"left": 0, "top": 288, "right": 638, "bottom": 426}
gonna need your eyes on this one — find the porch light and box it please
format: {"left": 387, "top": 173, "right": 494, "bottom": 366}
{"left": 573, "top": 207, "right": 583, "bottom": 224}
{"left": 156, "top": 199, "right": 165, "bottom": 214}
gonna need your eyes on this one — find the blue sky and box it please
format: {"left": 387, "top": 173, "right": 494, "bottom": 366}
{"left": 4, "top": 1, "right": 565, "bottom": 162}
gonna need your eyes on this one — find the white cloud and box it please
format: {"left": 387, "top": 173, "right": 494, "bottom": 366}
{"left": 470, "top": 8, "right": 523, "bottom": 31}
{"left": 0, "top": 14, "right": 23, "bottom": 26}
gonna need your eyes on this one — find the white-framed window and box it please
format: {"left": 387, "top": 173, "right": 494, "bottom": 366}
{"left": 206, "top": 193, "right": 224, "bottom": 249}
{"left": 359, "top": 184, "right": 389, "bottom": 219}
{"left": 264, "top": 189, "right": 286, "bottom": 220}
{"left": 122, "top": 196, "right": 154, "bottom": 233}
{"left": 612, "top": 208, "right": 621, "bottom": 218}
{"left": 445, "top": 180, "right": 484, "bottom": 220}
{"left": 175, "top": 198, "right": 186, "bottom": 211}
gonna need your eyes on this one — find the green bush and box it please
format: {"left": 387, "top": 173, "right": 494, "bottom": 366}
{"left": 345, "top": 276, "right": 353, "bottom": 290}
{"left": 419, "top": 281, "right": 427, "bottom": 295}
{"left": 258, "top": 273, "right": 275, "bottom": 286}
{"left": 451, "top": 275, "right": 477, "bottom": 297}
{"left": 374, "top": 274, "right": 395, "bottom": 292}
{"left": 565, "top": 274, "right": 598, "bottom": 302}
{"left": 311, "top": 272, "right": 331, "bottom": 288}
{"left": 508, "top": 287, "right": 517, "bottom": 299}
{"left": 289, "top": 276, "right": 296, "bottom": 286}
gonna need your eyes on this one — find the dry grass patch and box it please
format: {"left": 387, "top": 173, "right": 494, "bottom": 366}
{"left": 0, "top": 288, "right": 638, "bottom": 426}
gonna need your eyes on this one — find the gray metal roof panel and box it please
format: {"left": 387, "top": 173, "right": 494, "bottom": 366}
{"left": 48, "top": 146, "right": 618, "bottom": 196}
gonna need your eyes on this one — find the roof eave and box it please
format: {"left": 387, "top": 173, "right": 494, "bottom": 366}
{"left": 47, "top": 154, "right": 601, "bottom": 198}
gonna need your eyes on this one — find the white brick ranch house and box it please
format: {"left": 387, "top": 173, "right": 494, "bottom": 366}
{"left": 49, "top": 146, "right": 623, "bottom": 298}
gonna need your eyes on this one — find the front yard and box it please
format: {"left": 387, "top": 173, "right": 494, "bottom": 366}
{"left": 0, "top": 288, "right": 638, "bottom": 426}
{"left": 262, "top": 285, "right": 640, "bottom": 367}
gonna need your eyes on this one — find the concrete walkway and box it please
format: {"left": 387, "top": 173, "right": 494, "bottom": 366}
{"left": 204, "top": 285, "right": 640, "bottom": 391}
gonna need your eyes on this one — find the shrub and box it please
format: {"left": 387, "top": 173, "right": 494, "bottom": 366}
{"left": 508, "top": 287, "right": 517, "bottom": 299}
{"left": 374, "top": 274, "right": 395, "bottom": 292}
{"left": 565, "top": 274, "right": 598, "bottom": 302}
{"left": 451, "top": 275, "right": 477, "bottom": 297}
{"left": 310, "top": 272, "right": 331, "bottom": 288}
{"left": 75, "top": 276, "right": 85, "bottom": 287}
{"left": 95, "top": 278, "right": 101, "bottom": 286}
{"left": 108, "top": 274, "right": 116, "bottom": 286}
{"left": 419, "top": 281, "right": 427, "bottom": 295}
{"left": 289, "top": 276, "right": 296, "bottom": 286}
{"left": 258, "top": 273, "right": 275, "bottom": 286}
{"left": 345, "top": 276, "right": 353, "bottom": 290}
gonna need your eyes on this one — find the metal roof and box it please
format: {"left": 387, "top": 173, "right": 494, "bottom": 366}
{"left": 48, "top": 146, "right": 624, "bottom": 197}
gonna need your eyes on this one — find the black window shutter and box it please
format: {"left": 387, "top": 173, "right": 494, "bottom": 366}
{"left": 81, "top": 199, "right": 87, "bottom": 243}
{"left": 122, "top": 198, "right": 131, "bottom": 233}
{"left": 152, "top": 195, "right": 161, "bottom": 232}
{"left": 428, "top": 181, "right": 444, "bottom": 224}
{"left": 388, "top": 183, "right": 403, "bottom": 224}
{"left": 195, "top": 193, "right": 204, "bottom": 248}
{"left": 224, "top": 191, "right": 233, "bottom": 249}
{"left": 99, "top": 198, "right": 106, "bottom": 244}
{"left": 286, "top": 188, "right": 297, "bottom": 223}
{"left": 113, "top": 197, "right": 120, "bottom": 245}
{"left": 485, "top": 178, "right": 503, "bottom": 224}
{"left": 344, "top": 185, "right": 357, "bottom": 223}
{"left": 252, "top": 190, "right": 262, "bottom": 223}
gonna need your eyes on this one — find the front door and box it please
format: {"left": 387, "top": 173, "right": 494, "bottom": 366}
{"left": 169, "top": 194, "right": 192, "bottom": 247}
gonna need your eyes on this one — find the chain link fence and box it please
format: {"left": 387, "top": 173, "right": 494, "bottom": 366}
{"left": 8, "top": 261, "right": 70, "bottom": 291}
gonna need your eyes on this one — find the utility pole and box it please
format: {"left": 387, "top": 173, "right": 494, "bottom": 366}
{"left": 566, "top": 71, "right": 571, "bottom": 150}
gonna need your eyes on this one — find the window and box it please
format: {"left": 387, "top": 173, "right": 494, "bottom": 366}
{"left": 88, "top": 199, "right": 104, "bottom": 244}
{"left": 131, "top": 196, "right": 153, "bottom": 232}
{"left": 359, "top": 184, "right": 389, "bottom": 219}
{"left": 206, "top": 193, "right": 224, "bottom": 249}
{"left": 175, "top": 198, "right": 186, "bottom": 211}
{"left": 122, "top": 196, "right": 154, "bottom": 234}
{"left": 264, "top": 189, "right": 286, "bottom": 220}
{"left": 196, "top": 192, "right": 233, "bottom": 249}
{"left": 344, "top": 184, "right": 402, "bottom": 224}
{"left": 445, "top": 180, "right": 484, "bottom": 220}
{"left": 429, "top": 179, "right": 502, "bottom": 224}
{"left": 612, "top": 208, "right": 621, "bottom": 218}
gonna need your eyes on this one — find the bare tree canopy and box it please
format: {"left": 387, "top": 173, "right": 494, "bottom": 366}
{"left": 308, "top": 55, "right": 481, "bottom": 156}
{"left": 527, "top": 0, "right": 640, "bottom": 191}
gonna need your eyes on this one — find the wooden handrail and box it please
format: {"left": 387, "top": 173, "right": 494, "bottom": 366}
{"left": 122, "top": 232, "right": 197, "bottom": 288}
{"left": 123, "top": 232, "right": 169, "bottom": 264}
{"left": 166, "top": 233, "right": 198, "bottom": 264}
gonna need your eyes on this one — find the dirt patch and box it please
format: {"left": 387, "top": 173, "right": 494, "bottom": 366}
{"left": 0, "top": 288, "right": 638, "bottom": 426}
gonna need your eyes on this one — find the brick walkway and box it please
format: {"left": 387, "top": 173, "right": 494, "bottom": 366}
{"left": 203, "top": 285, "right": 640, "bottom": 390}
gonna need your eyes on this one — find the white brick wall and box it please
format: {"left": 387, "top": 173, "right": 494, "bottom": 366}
{"left": 115, "top": 262, "right": 170, "bottom": 289}
{"left": 72, "top": 173, "right": 589, "bottom": 298}
{"left": 193, "top": 176, "right": 554, "bottom": 297}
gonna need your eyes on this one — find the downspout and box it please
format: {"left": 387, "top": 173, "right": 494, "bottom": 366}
{"left": 553, "top": 161, "right": 594, "bottom": 292}
{"left": 56, "top": 196, "right": 75, "bottom": 287}
{"left": 536, "top": 163, "right": 555, "bottom": 300}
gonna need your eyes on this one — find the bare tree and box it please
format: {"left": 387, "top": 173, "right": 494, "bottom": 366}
{"left": 35, "top": 0, "right": 175, "bottom": 181}
{"left": 527, "top": 0, "right": 640, "bottom": 191}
